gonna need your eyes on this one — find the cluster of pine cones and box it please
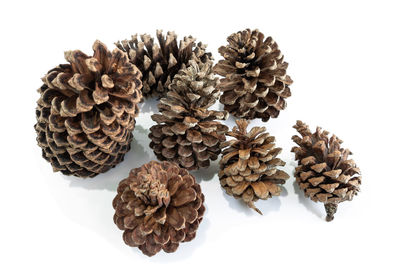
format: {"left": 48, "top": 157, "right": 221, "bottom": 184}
{"left": 34, "top": 29, "right": 362, "bottom": 257}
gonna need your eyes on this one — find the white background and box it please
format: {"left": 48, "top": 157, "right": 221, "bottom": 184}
{"left": 1, "top": 0, "right": 399, "bottom": 266}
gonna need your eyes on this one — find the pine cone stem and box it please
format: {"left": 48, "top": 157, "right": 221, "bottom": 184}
{"left": 248, "top": 201, "right": 263, "bottom": 215}
{"left": 324, "top": 203, "right": 338, "bottom": 222}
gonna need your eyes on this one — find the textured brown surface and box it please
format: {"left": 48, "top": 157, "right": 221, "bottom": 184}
{"left": 291, "top": 120, "right": 362, "bottom": 221}
{"left": 116, "top": 30, "right": 212, "bottom": 98}
{"left": 34, "top": 41, "right": 142, "bottom": 178}
{"left": 219, "top": 119, "right": 289, "bottom": 214}
{"left": 113, "top": 161, "right": 205, "bottom": 256}
{"left": 214, "top": 29, "right": 292, "bottom": 122}
{"left": 149, "top": 60, "right": 228, "bottom": 170}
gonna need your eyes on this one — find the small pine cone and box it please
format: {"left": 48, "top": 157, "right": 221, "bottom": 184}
{"left": 219, "top": 119, "right": 289, "bottom": 214}
{"left": 214, "top": 29, "right": 293, "bottom": 122}
{"left": 115, "top": 30, "right": 212, "bottom": 98}
{"left": 34, "top": 41, "right": 143, "bottom": 178}
{"left": 112, "top": 161, "right": 205, "bottom": 257}
{"left": 291, "top": 121, "right": 362, "bottom": 221}
{"left": 149, "top": 60, "right": 229, "bottom": 170}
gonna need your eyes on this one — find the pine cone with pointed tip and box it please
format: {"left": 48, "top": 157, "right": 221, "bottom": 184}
{"left": 291, "top": 120, "right": 362, "bottom": 221}
{"left": 34, "top": 41, "right": 142, "bottom": 178}
{"left": 116, "top": 30, "right": 212, "bottom": 98}
{"left": 113, "top": 161, "right": 205, "bottom": 256}
{"left": 149, "top": 60, "right": 229, "bottom": 170}
{"left": 214, "top": 29, "right": 292, "bottom": 122}
{"left": 219, "top": 119, "right": 289, "bottom": 214}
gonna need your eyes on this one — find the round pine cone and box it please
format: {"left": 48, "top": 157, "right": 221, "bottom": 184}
{"left": 149, "top": 60, "right": 229, "bottom": 170}
{"left": 115, "top": 30, "right": 212, "bottom": 98}
{"left": 214, "top": 29, "right": 293, "bottom": 122}
{"left": 34, "top": 41, "right": 143, "bottom": 178}
{"left": 291, "top": 121, "right": 362, "bottom": 221}
{"left": 112, "top": 161, "right": 205, "bottom": 257}
{"left": 219, "top": 119, "right": 289, "bottom": 214}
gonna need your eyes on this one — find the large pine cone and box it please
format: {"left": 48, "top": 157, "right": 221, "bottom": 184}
{"left": 115, "top": 30, "right": 212, "bottom": 98}
{"left": 113, "top": 161, "right": 205, "bottom": 256}
{"left": 34, "top": 41, "right": 142, "bottom": 178}
{"left": 219, "top": 119, "right": 289, "bottom": 214}
{"left": 292, "top": 120, "right": 362, "bottom": 221}
{"left": 214, "top": 29, "right": 293, "bottom": 122}
{"left": 149, "top": 60, "right": 228, "bottom": 170}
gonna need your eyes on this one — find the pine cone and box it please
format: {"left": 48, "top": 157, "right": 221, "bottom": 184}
{"left": 219, "top": 119, "right": 289, "bottom": 214}
{"left": 115, "top": 30, "right": 212, "bottom": 98}
{"left": 149, "top": 60, "right": 229, "bottom": 170}
{"left": 291, "top": 121, "right": 362, "bottom": 221}
{"left": 34, "top": 41, "right": 142, "bottom": 178}
{"left": 214, "top": 29, "right": 293, "bottom": 122}
{"left": 112, "top": 161, "right": 205, "bottom": 256}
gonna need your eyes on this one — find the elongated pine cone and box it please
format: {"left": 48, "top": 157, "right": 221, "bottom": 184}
{"left": 214, "top": 29, "right": 293, "bottom": 122}
{"left": 219, "top": 119, "right": 289, "bottom": 214}
{"left": 149, "top": 60, "right": 229, "bottom": 170}
{"left": 291, "top": 121, "right": 362, "bottom": 221}
{"left": 113, "top": 161, "right": 205, "bottom": 256}
{"left": 115, "top": 30, "right": 212, "bottom": 98}
{"left": 34, "top": 41, "right": 143, "bottom": 178}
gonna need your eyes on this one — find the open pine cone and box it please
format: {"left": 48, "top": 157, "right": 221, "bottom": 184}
{"left": 219, "top": 119, "right": 289, "bottom": 214}
{"left": 214, "top": 29, "right": 293, "bottom": 122}
{"left": 34, "top": 41, "right": 142, "bottom": 178}
{"left": 291, "top": 121, "right": 362, "bottom": 221}
{"left": 149, "top": 60, "right": 229, "bottom": 170}
{"left": 113, "top": 161, "right": 205, "bottom": 256}
{"left": 116, "top": 30, "right": 212, "bottom": 98}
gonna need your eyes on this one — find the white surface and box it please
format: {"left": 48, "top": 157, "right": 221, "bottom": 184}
{"left": 1, "top": 0, "right": 399, "bottom": 266}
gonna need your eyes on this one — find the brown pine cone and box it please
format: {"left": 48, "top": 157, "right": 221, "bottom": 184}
{"left": 219, "top": 119, "right": 289, "bottom": 214}
{"left": 214, "top": 29, "right": 293, "bottom": 122}
{"left": 34, "top": 40, "right": 142, "bottom": 178}
{"left": 149, "top": 60, "right": 229, "bottom": 170}
{"left": 291, "top": 120, "right": 362, "bottom": 221}
{"left": 112, "top": 161, "right": 205, "bottom": 257}
{"left": 115, "top": 30, "right": 212, "bottom": 98}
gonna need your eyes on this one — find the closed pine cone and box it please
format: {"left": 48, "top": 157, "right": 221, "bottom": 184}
{"left": 214, "top": 29, "right": 293, "bottom": 122}
{"left": 149, "top": 60, "right": 229, "bottom": 170}
{"left": 116, "top": 30, "right": 212, "bottom": 98}
{"left": 291, "top": 120, "right": 362, "bottom": 221}
{"left": 219, "top": 119, "right": 289, "bottom": 214}
{"left": 34, "top": 41, "right": 142, "bottom": 178}
{"left": 113, "top": 161, "right": 205, "bottom": 257}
